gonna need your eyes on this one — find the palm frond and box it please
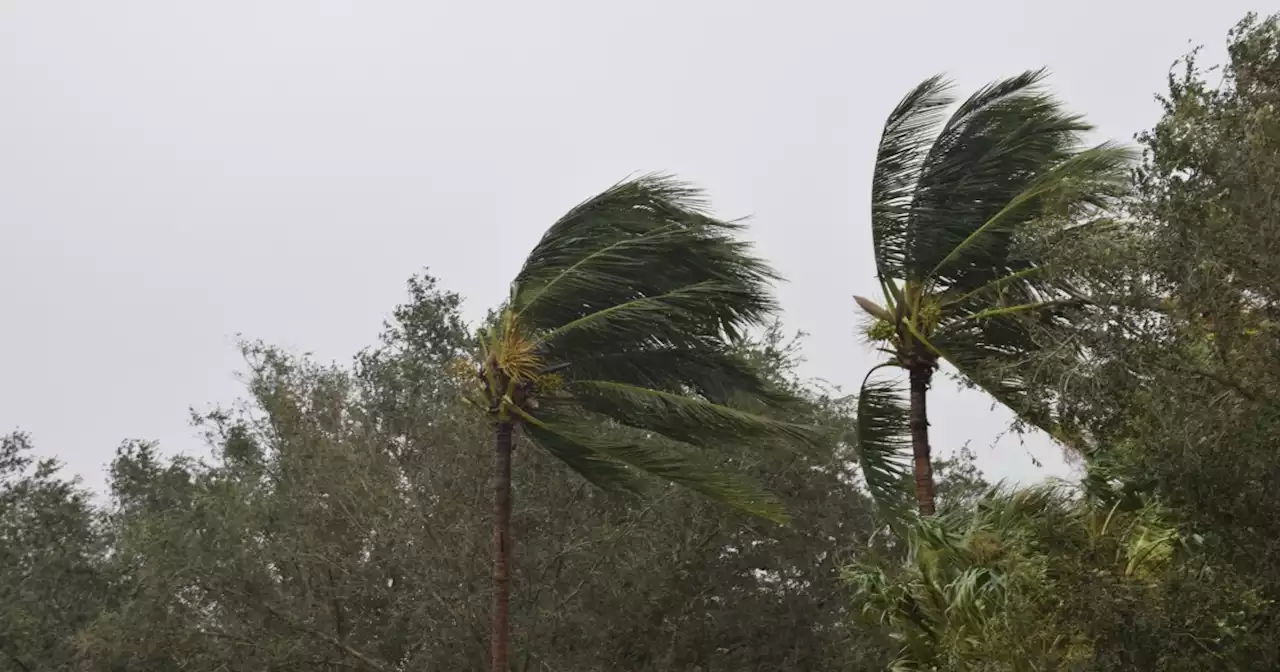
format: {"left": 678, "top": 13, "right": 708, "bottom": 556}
{"left": 512, "top": 174, "right": 778, "bottom": 343}
{"left": 926, "top": 142, "right": 1134, "bottom": 287}
{"left": 519, "top": 409, "right": 788, "bottom": 522}
{"left": 929, "top": 315, "right": 1079, "bottom": 449}
{"left": 897, "top": 71, "right": 1104, "bottom": 286}
{"left": 854, "top": 365, "right": 915, "bottom": 516}
{"left": 521, "top": 421, "right": 640, "bottom": 492}
{"left": 565, "top": 346, "right": 793, "bottom": 407}
{"left": 939, "top": 265, "right": 1051, "bottom": 309}
{"left": 872, "top": 75, "right": 955, "bottom": 280}
{"left": 942, "top": 68, "right": 1049, "bottom": 134}
{"left": 534, "top": 280, "right": 772, "bottom": 354}
{"left": 565, "top": 379, "right": 827, "bottom": 448}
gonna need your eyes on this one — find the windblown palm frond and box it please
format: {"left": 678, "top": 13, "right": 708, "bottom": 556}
{"left": 927, "top": 308, "right": 1080, "bottom": 447}
{"left": 518, "top": 408, "right": 789, "bottom": 521}
{"left": 871, "top": 69, "right": 1134, "bottom": 295}
{"left": 872, "top": 74, "right": 955, "bottom": 281}
{"left": 926, "top": 142, "right": 1133, "bottom": 294}
{"left": 853, "top": 365, "right": 914, "bottom": 517}
{"left": 482, "top": 174, "right": 827, "bottom": 522}
{"left": 513, "top": 176, "right": 777, "bottom": 342}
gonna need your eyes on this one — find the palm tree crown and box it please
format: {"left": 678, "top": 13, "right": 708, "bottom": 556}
{"left": 854, "top": 70, "right": 1133, "bottom": 517}
{"left": 474, "top": 174, "right": 826, "bottom": 515}
{"left": 467, "top": 174, "right": 827, "bottom": 671}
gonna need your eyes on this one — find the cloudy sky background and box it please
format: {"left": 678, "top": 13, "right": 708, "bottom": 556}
{"left": 1, "top": 0, "right": 1261, "bottom": 492}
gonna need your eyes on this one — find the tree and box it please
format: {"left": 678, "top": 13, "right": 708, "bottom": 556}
{"left": 76, "top": 284, "right": 498, "bottom": 670}
{"left": 852, "top": 71, "right": 1132, "bottom": 516}
{"left": 0, "top": 432, "right": 113, "bottom": 671}
{"left": 72, "top": 276, "right": 886, "bottom": 671}
{"left": 1119, "top": 10, "right": 1280, "bottom": 618}
{"left": 1017, "top": 13, "right": 1280, "bottom": 663}
{"left": 462, "top": 175, "right": 826, "bottom": 669}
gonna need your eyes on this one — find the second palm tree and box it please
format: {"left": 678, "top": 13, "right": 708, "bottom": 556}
{"left": 854, "top": 70, "right": 1132, "bottom": 517}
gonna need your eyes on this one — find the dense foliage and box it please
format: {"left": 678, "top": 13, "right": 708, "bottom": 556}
{"left": 4, "top": 12, "right": 1280, "bottom": 671}
{"left": 2, "top": 277, "right": 896, "bottom": 671}
{"left": 850, "top": 12, "right": 1280, "bottom": 670}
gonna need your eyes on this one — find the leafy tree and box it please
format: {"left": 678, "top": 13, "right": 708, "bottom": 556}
{"left": 0, "top": 432, "right": 112, "bottom": 671}
{"left": 461, "top": 175, "right": 826, "bottom": 669}
{"left": 74, "top": 274, "right": 885, "bottom": 671}
{"left": 852, "top": 71, "right": 1132, "bottom": 516}
{"left": 1126, "top": 19, "right": 1280, "bottom": 648}
{"left": 1018, "top": 12, "right": 1280, "bottom": 664}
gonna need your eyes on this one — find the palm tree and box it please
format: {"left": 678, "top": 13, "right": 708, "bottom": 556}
{"left": 462, "top": 175, "right": 825, "bottom": 671}
{"left": 853, "top": 70, "right": 1132, "bottom": 517}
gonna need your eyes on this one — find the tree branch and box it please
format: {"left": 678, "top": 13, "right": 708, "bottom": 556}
{"left": 260, "top": 602, "right": 387, "bottom": 672}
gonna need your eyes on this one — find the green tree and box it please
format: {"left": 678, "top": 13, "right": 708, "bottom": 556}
{"left": 464, "top": 175, "right": 825, "bottom": 669}
{"left": 852, "top": 71, "right": 1132, "bottom": 516}
{"left": 76, "top": 273, "right": 878, "bottom": 671}
{"left": 1019, "top": 13, "right": 1280, "bottom": 664}
{"left": 0, "top": 432, "right": 113, "bottom": 671}
{"left": 81, "top": 339, "right": 498, "bottom": 671}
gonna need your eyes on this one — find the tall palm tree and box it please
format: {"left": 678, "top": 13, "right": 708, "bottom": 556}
{"left": 462, "top": 175, "right": 825, "bottom": 671}
{"left": 853, "top": 70, "right": 1132, "bottom": 517}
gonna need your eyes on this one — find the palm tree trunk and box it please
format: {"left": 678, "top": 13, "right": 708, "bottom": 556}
{"left": 491, "top": 421, "right": 514, "bottom": 672}
{"left": 908, "top": 365, "right": 936, "bottom": 516}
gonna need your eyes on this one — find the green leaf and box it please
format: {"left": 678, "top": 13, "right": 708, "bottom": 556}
{"left": 535, "top": 280, "right": 772, "bottom": 353}
{"left": 926, "top": 142, "right": 1134, "bottom": 285}
{"left": 520, "top": 421, "right": 640, "bottom": 492}
{"left": 871, "top": 69, "right": 1135, "bottom": 295}
{"left": 566, "top": 346, "right": 793, "bottom": 407}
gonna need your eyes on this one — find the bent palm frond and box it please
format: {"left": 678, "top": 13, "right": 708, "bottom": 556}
{"left": 513, "top": 174, "right": 778, "bottom": 343}
{"left": 854, "top": 365, "right": 915, "bottom": 517}
{"left": 927, "top": 142, "right": 1134, "bottom": 290}
{"left": 517, "top": 408, "right": 788, "bottom": 522}
{"left": 872, "top": 75, "right": 955, "bottom": 282}
{"left": 566, "top": 380, "right": 825, "bottom": 447}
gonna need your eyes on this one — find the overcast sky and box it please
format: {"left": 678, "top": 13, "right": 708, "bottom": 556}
{"left": 0, "top": 1, "right": 1262, "bottom": 493}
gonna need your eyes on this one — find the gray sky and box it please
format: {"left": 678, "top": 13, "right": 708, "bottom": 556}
{"left": 1, "top": 0, "right": 1261, "bottom": 493}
